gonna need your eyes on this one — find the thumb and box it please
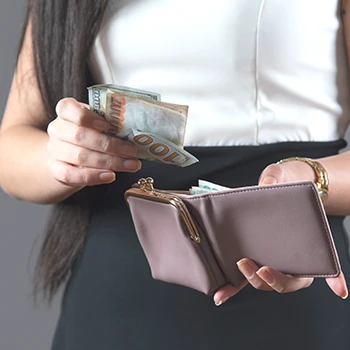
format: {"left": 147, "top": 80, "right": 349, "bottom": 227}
{"left": 259, "top": 176, "right": 277, "bottom": 186}
{"left": 80, "top": 102, "right": 91, "bottom": 110}
{"left": 326, "top": 271, "right": 348, "bottom": 299}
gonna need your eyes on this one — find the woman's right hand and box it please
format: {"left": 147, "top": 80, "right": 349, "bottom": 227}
{"left": 47, "top": 98, "right": 141, "bottom": 187}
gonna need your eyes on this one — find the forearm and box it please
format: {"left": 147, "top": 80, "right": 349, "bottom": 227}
{"left": 317, "top": 150, "right": 350, "bottom": 216}
{"left": 0, "top": 124, "right": 82, "bottom": 204}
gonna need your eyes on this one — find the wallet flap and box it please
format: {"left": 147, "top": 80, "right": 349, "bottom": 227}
{"left": 181, "top": 181, "right": 341, "bottom": 286}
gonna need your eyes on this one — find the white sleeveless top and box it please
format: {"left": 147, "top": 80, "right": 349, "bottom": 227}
{"left": 89, "top": 0, "right": 350, "bottom": 147}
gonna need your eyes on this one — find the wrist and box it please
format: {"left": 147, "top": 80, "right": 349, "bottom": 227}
{"left": 276, "top": 157, "right": 329, "bottom": 203}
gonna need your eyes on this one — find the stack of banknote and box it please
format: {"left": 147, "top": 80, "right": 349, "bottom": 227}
{"left": 189, "top": 180, "right": 230, "bottom": 195}
{"left": 88, "top": 84, "right": 199, "bottom": 167}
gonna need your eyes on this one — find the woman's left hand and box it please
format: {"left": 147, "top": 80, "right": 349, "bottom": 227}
{"left": 213, "top": 161, "right": 349, "bottom": 306}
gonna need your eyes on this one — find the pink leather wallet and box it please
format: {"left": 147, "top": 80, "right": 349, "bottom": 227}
{"left": 125, "top": 178, "right": 341, "bottom": 295}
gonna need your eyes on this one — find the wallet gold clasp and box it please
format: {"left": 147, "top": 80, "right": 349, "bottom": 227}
{"left": 135, "top": 177, "right": 201, "bottom": 244}
{"left": 138, "top": 177, "right": 156, "bottom": 193}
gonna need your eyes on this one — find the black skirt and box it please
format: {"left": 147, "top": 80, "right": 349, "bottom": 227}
{"left": 52, "top": 140, "right": 350, "bottom": 350}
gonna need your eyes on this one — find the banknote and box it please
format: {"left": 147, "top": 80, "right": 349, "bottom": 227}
{"left": 189, "top": 187, "right": 214, "bottom": 195}
{"left": 89, "top": 84, "right": 160, "bottom": 110}
{"left": 87, "top": 84, "right": 198, "bottom": 167}
{"left": 105, "top": 91, "right": 187, "bottom": 146}
{"left": 88, "top": 85, "right": 160, "bottom": 119}
{"left": 190, "top": 180, "right": 230, "bottom": 195}
{"left": 118, "top": 128, "right": 198, "bottom": 168}
{"left": 198, "top": 180, "right": 230, "bottom": 191}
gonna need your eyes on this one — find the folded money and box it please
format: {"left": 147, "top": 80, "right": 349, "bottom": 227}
{"left": 88, "top": 84, "right": 198, "bottom": 167}
{"left": 190, "top": 180, "right": 230, "bottom": 195}
{"left": 105, "top": 91, "right": 187, "bottom": 146}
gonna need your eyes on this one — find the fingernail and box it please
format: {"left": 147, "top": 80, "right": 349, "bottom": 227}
{"left": 99, "top": 172, "right": 116, "bottom": 183}
{"left": 261, "top": 176, "right": 277, "bottom": 185}
{"left": 55, "top": 99, "right": 66, "bottom": 115}
{"left": 256, "top": 268, "right": 274, "bottom": 285}
{"left": 342, "top": 293, "right": 348, "bottom": 300}
{"left": 124, "top": 159, "right": 141, "bottom": 171}
{"left": 237, "top": 260, "right": 254, "bottom": 279}
{"left": 214, "top": 296, "right": 229, "bottom": 306}
{"left": 120, "top": 144, "right": 137, "bottom": 157}
{"left": 93, "top": 119, "right": 109, "bottom": 131}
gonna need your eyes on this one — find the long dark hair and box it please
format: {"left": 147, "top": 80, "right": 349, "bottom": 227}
{"left": 20, "top": 0, "right": 109, "bottom": 302}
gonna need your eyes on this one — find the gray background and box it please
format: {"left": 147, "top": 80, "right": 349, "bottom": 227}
{"left": 0, "top": 1, "right": 350, "bottom": 350}
{"left": 0, "top": 2, "right": 61, "bottom": 350}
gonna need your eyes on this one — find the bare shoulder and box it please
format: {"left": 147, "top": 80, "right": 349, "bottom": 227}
{"left": 1, "top": 20, "right": 49, "bottom": 133}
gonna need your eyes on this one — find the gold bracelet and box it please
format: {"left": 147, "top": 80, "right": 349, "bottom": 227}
{"left": 276, "top": 157, "right": 329, "bottom": 202}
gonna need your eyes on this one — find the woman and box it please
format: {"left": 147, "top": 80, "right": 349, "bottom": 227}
{"left": 1, "top": 0, "right": 350, "bottom": 349}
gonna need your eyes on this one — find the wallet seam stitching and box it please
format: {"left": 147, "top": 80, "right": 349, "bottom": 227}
{"left": 307, "top": 183, "right": 340, "bottom": 277}
{"left": 185, "top": 182, "right": 340, "bottom": 278}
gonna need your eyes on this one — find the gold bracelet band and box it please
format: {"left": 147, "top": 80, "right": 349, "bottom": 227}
{"left": 276, "top": 157, "right": 329, "bottom": 202}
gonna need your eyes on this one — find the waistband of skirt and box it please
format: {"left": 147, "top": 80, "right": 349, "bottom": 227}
{"left": 185, "top": 139, "right": 348, "bottom": 159}
{"left": 108, "top": 139, "right": 347, "bottom": 195}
